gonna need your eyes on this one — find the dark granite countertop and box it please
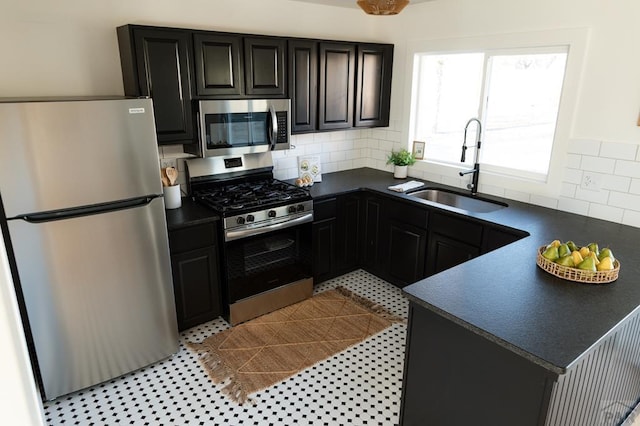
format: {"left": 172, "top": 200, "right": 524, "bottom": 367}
{"left": 165, "top": 197, "right": 219, "bottom": 231}
{"left": 302, "top": 167, "right": 640, "bottom": 375}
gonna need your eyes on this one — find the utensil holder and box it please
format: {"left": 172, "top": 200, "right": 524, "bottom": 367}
{"left": 163, "top": 185, "right": 182, "bottom": 209}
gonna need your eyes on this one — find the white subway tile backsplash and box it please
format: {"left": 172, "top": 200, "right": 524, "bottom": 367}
{"left": 560, "top": 182, "right": 577, "bottom": 198}
{"left": 580, "top": 155, "right": 616, "bottom": 174}
{"left": 503, "top": 189, "right": 531, "bottom": 203}
{"left": 622, "top": 210, "right": 640, "bottom": 228}
{"left": 574, "top": 187, "right": 610, "bottom": 204}
{"left": 599, "top": 141, "right": 638, "bottom": 160}
{"left": 330, "top": 151, "right": 347, "bottom": 162}
{"left": 630, "top": 179, "right": 640, "bottom": 195}
{"left": 565, "top": 153, "right": 582, "bottom": 169}
{"left": 614, "top": 160, "right": 640, "bottom": 178}
{"left": 558, "top": 198, "right": 589, "bottom": 215}
{"left": 563, "top": 168, "right": 583, "bottom": 185}
{"left": 588, "top": 203, "right": 624, "bottom": 223}
{"left": 608, "top": 191, "right": 640, "bottom": 211}
{"left": 601, "top": 174, "right": 631, "bottom": 192}
{"left": 568, "top": 139, "right": 600, "bottom": 156}
{"left": 529, "top": 194, "right": 559, "bottom": 210}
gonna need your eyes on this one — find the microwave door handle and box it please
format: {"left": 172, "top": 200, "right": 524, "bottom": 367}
{"left": 269, "top": 104, "right": 278, "bottom": 150}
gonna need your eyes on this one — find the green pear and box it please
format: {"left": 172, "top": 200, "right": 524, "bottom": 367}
{"left": 587, "top": 242, "right": 600, "bottom": 256}
{"left": 542, "top": 246, "right": 559, "bottom": 261}
{"left": 555, "top": 255, "right": 575, "bottom": 267}
{"left": 566, "top": 241, "right": 579, "bottom": 252}
{"left": 598, "top": 248, "right": 614, "bottom": 262}
{"left": 577, "top": 256, "right": 597, "bottom": 272}
{"left": 558, "top": 244, "right": 571, "bottom": 258}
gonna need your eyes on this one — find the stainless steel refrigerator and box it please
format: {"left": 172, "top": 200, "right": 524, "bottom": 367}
{"left": 0, "top": 98, "right": 179, "bottom": 401}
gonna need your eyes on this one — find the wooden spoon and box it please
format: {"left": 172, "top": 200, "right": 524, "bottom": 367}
{"left": 165, "top": 167, "right": 178, "bottom": 186}
{"left": 160, "top": 168, "right": 170, "bottom": 187}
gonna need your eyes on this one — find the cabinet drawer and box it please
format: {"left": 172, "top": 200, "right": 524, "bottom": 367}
{"left": 314, "top": 197, "right": 337, "bottom": 221}
{"left": 432, "top": 213, "right": 483, "bottom": 246}
{"left": 168, "top": 223, "right": 217, "bottom": 253}
{"left": 387, "top": 199, "right": 428, "bottom": 229}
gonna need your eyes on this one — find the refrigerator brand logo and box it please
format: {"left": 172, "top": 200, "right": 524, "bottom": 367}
{"left": 128, "top": 108, "right": 146, "bottom": 114}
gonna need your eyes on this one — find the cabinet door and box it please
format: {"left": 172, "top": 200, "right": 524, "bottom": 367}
{"left": 313, "top": 217, "right": 337, "bottom": 283}
{"left": 319, "top": 42, "right": 355, "bottom": 130}
{"left": 362, "top": 196, "right": 383, "bottom": 275}
{"left": 171, "top": 246, "right": 221, "bottom": 331}
{"left": 427, "top": 233, "right": 481, "bottom": 276}
{"left": 122, "top": 27, "right": 194, "bottom": 144}
{"left": 244, "top": 37, "right": 287, "bottom": 97}
{"left": 337, "top": 194, "right": 361, "bottom": 274}
{"left": 387, "top": 220, "right": 428, "bottom": 288}
{"left": 193, "top": 33, "right": 244, "bottom": 97}
{"left": 288, "top": 39, "right": 318, "bottom": 133}
{"left": 355, "top": 44, "right": 393, "bottom": 128}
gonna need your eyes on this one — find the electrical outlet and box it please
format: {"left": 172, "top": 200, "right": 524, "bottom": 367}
{"left": 581, "top": 173, "right": 601, "bottom": 191}
{"left": 160, "top": 158, "right": 177, "bottom": 170}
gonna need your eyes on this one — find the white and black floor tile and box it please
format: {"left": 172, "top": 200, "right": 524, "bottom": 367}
{"left": 44, "top": 270, "right": 409, "bottom": 425}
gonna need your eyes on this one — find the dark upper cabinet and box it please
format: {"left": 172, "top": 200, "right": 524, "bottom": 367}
{"left": 355, "top": 44, "right": 393, "bottom": 128}
{"left": 319, "top": 42, "right": 355, "bottom": 130}
{"left": 117, "top": 25, "right": 194, "bottom": 145}
{"left": 192, "top": 33, "right": 244, "bottom": 97}
{"left": 288, "top": 39, "right": 318, "bottom": 133}
{"left": 244, "top": 37, "right": 287, "bottom": 97}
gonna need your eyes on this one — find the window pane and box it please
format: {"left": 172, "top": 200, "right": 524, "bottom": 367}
{"left": 413, "top": 53, "right": 484, "bottom": 165}
{"left": 482, "top": 53, "right": 567, "bottom": 175}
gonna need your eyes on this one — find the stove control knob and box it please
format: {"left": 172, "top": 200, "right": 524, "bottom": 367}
{"left": 236, "top": 217, "right": 245, "bottom": 225}
{"left": 268, "top": 210, "right": 277, "bottom": 218}
{"left": 288, "top": 206, "right": 297, "bottom": 214}
{"left": 297, "top": 204, "right": 305, "bottom": 212}
{"left": 246, "top": 214, "right": 255, "bottom": 223}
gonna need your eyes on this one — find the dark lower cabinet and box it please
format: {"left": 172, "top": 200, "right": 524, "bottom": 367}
{"left": 401, "top": 303, "right": 555, "bottom": 426}
{"left": 427, "top": 232, "right": 481, "bottom": 276}
{"left": 387, "top": 221, "right": 427, "bottom": 287}
{"left": 313, "top": 194, "right": 361, "bottom": 284}
{"left": 168, "top": 222, "right": 222, "bottom": 331}
{"left": 362, "top": 196, "right": 384, "bottom": 276}
{"left": 117, "top": 25, "right": 195, "bottom": 145}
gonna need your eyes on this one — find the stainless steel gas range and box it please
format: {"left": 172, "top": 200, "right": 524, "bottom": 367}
{"left": 186, "top": 153, "right": 313, "bottom": 325}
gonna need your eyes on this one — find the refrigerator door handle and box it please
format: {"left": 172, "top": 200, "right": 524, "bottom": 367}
{"left": 12, "top": 196, "right": 158, "bottom": 223}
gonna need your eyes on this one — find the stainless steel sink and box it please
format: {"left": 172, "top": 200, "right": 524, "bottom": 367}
{"left": 407, "top": 188, "right": 507, "bottom": 213}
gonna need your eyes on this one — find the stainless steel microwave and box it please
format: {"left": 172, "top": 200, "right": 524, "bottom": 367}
{"left": 189, "top": 99, "right": 291, "bottom": 158}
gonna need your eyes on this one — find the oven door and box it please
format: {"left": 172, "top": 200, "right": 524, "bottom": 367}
{"left": 223, "top": 222, "right": 312, "bottom": 304}
{"left": 199, "top": 99, "right": 290, "bottom": 157}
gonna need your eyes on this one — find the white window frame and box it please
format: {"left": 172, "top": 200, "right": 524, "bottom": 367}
{"left": 403, "top": 28, "right": 588, "bottom": 199}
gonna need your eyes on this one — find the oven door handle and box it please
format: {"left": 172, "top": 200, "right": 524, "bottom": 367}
{"left": 225, "top": 212, "right": 313, "bottom": 242}
{"left": 268, "top": 104, "right": 278, "bottom": 150}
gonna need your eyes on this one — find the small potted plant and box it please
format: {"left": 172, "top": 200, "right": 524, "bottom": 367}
{"left": 386, "top": 148, "right": 416, "bottom": 178}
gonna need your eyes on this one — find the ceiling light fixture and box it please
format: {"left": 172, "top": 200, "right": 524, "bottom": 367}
{"left": 357, "top": 0, "right": 410, "bottom": 15}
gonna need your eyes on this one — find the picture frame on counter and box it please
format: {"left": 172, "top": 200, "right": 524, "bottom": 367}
{"left": 413, "top": 141, "right": 425, "bottom": 160}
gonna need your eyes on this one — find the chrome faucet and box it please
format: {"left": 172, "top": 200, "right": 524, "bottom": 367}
{"left": 459, "top": 118, "right": 482, "bottom": 195}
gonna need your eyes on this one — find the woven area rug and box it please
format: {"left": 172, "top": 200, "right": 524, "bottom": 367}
{"left": 187, "top": 286, "right": 404, "bottom": 404}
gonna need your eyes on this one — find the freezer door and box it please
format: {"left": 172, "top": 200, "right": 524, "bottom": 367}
{"left": 0, "top": 98, "right": 163, "bottom": 218}
{"left": 8, "top": 197, "right": 178, "bottom": 400}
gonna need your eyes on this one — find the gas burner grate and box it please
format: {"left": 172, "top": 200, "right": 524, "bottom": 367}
{"left": 194, "top": 179, "right": 310, "bottom": 214}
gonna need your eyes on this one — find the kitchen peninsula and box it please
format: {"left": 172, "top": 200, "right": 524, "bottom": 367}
{"left": 306, "top": 168, "right": 640, "bottom": 426}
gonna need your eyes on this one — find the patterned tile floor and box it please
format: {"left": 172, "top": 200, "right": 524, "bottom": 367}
{"left": 44, "top": 270, "right": 409, "bottom": 425}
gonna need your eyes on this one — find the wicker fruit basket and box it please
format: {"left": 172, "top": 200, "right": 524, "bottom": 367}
{"left": 536, "top": 246, "right": 620, "bottom": 284}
